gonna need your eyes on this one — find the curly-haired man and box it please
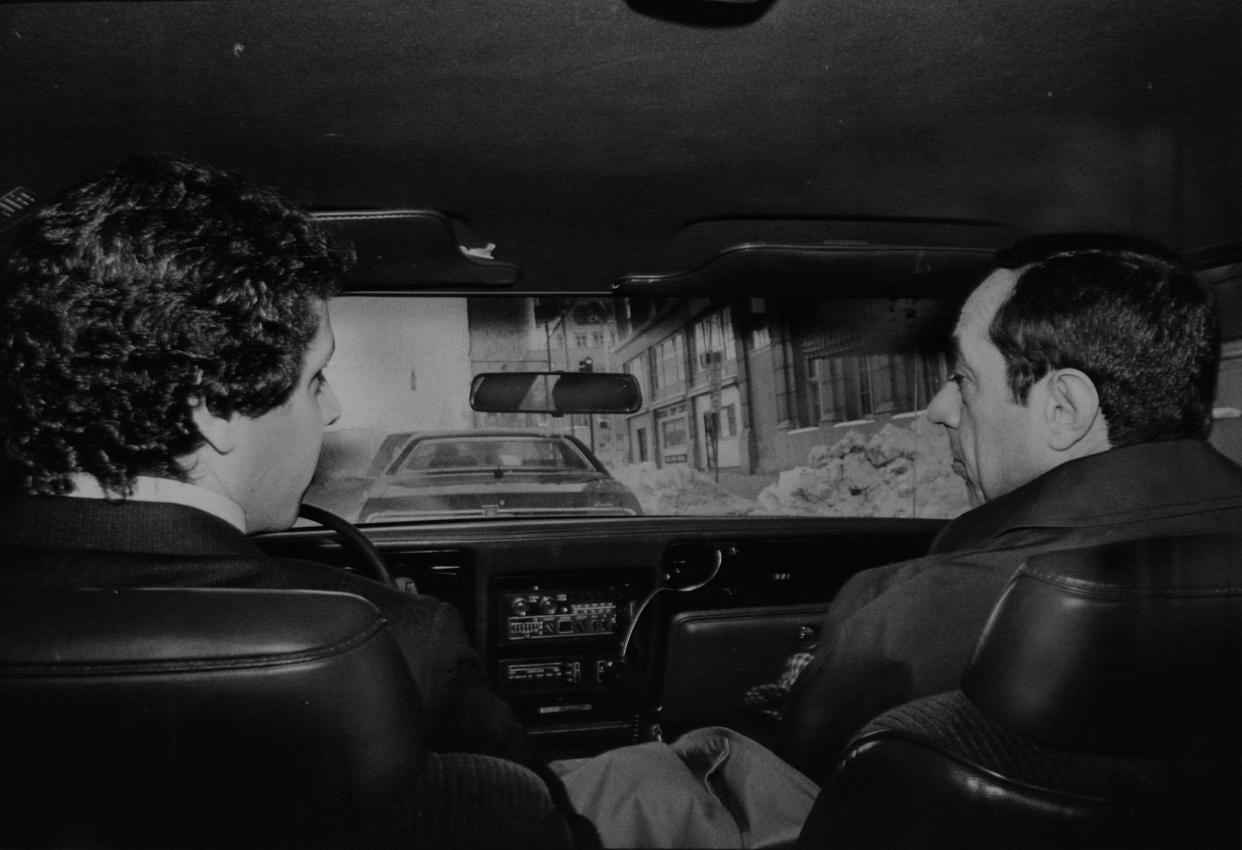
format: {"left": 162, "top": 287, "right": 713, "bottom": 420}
{"left": 0, "top": 155, "right": 345, "bottom": 529}
{"left": 0, "top": 155, "right": 588, "bottom": 848}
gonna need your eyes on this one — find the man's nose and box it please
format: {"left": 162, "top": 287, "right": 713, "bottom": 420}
{"left": 321, "top": 380, "right": 343, "bottom": 427}
{"left": 926, "top": 381, "right": 959, "bottom": 428}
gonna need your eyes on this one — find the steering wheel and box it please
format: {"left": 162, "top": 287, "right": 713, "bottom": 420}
{"left": 297, "top": 503, "right": 397, "bottom": 589}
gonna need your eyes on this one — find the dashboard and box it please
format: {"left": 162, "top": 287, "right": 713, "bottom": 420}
{"left": 258, "top": 515, "right": 943, "bottom": 758}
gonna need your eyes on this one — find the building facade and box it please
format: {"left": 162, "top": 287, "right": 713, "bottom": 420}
{"left": 613, "top": 296, "right": 953, "bottom": 475}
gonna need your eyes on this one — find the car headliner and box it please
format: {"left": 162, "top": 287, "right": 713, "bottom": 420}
{"left": 2, "top": 0, "right": 1240, "bottom": 292}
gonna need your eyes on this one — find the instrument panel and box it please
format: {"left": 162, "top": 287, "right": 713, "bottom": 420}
{"left": 491, "top": 572, "right": 647, "bottom": 738}
{"left": 500, "top": 588, "right": 620, "bottom": 641}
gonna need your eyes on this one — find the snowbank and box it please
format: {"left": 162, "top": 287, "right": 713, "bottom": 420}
{"left": 610, "top": 463, "right": 757, "bottom": 516}
{"left": 609, "top": 416, "right": 970, "bottom": 519}
{"left": 755, "top": 416, "right": 970, "bottom": 518}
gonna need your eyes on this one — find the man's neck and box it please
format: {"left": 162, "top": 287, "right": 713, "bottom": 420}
{"left": 64, "top": 473, "right": 247, "bottom": 533}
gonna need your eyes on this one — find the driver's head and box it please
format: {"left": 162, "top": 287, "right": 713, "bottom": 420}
{"left": 927, "top": 233, "right": 1217, "bottom": 503}
{"left": 0, "top": 154, "right": 350, "bottom": 531}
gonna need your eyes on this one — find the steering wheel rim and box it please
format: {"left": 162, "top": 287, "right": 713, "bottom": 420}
{"left": 297, "top": 503, "right": 397, "bottom": 589}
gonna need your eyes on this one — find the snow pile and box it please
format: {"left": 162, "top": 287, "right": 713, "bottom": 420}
{"left": 610, "top": 416, "right": 969, "bottom": 519}
{"left": 755, "top": 417, "right": 970, "bottom": 519}
{"left": 610, "top": 463, "right": 757, "bottom": 516}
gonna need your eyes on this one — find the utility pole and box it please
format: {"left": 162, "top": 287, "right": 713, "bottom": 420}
{"left": 579, "top": 357, "right": 595, "bottom": 453}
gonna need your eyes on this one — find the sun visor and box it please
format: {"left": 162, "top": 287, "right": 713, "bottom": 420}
{"left": 314, "top": 210, "right": 521, "bottom": 292}
{"left": 614, "top": 243, "right": 996, "bottom": 298}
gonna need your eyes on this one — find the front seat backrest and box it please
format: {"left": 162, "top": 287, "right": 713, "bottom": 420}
{"left": 800, "top": 534, "right": 1242, "bottom": 850}
{"left": 0, "top": 587, "right": 428, "bottom": 848}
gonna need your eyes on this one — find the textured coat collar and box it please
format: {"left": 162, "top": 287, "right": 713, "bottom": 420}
{"left": 0, "top": 495, "right": 262, "bottom": 558}
{"left": 930, "top": 440, "right": 1242, "bottom": 553}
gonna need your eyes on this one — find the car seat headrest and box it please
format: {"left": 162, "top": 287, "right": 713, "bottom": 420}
{"left": 962, "top": 535, "right": 1242, "bottom": 757}
{"left": 0, "top": 587, "right": 429, "bottom": 846}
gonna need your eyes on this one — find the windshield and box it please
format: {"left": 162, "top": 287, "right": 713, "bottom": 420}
{"left": 304, "top": 295, "right": 973, "bottom": 523}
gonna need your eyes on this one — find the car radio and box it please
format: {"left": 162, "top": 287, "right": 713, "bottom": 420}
{"left": 500, "top": 588, "right": 620, "bottom": 641}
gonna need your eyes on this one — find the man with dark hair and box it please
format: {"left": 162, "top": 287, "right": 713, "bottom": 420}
{"left": 990, "top": 235, "right": 1216, "bottom": 447}
{"left": 0, "top": 155, "right": 586, "bottom": 847}
{"left": 779, "top": 233, "right": 1242, "bottom": 784}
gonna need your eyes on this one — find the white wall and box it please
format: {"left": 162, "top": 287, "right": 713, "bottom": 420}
{"left": 326, "top": 296, "right": 473, "bottom": 436}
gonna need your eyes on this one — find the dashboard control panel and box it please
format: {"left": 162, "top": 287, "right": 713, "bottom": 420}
{"left": 501, "top": 588, "right": 619, "bottom": 641}
{"left": 491, "top": 573, "right": 646, "bottom": 731}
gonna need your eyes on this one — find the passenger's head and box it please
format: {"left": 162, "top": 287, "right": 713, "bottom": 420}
{"left": 927, "top": 233, "right": 1217, "bottom": 503}
{"left": 0, "top": 154, "right": 349, "bottom": 531}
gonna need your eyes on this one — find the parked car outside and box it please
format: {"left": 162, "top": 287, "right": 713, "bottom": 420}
{"left": 354, "top": 431, "right": 643, "bottom": 523}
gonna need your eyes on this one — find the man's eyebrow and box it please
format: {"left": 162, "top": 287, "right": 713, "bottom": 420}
{"left": 948, "top": 339, "right": 971, "bottom": 374}
{"left": 945, "top": 337, "right": 961, "bottom": 365}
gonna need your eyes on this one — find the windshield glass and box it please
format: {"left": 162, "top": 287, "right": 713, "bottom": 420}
{"left": 304, "top": 295, "right": 973, "bottom": 523}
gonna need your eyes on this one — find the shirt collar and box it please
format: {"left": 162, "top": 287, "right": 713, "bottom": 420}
{"left": 65, "top": 474, "right": 248, "bottom": 533}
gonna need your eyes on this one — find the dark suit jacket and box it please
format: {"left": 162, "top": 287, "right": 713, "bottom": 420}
{"left": 0, "top": 494, "right": 538, "bottom": 769}
{"left": 780, "top": 439, "right": 1242, "bottom": 784}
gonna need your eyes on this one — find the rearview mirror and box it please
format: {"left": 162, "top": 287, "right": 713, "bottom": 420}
{"left": 470, "top": 371, "right": 643, "bottom": 414}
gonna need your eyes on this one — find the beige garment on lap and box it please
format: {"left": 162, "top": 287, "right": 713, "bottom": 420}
{"left": 553, "top": 726, "right": 819, "bottom": 849}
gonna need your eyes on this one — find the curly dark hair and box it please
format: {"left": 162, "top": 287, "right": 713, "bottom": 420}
{"left": 991, "top": 233, "right": 1218, "bottom": 447}
{"left": 0, "top": 154, "right": 350, "bottom": 496}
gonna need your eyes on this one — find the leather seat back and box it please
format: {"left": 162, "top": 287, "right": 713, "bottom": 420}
{"left": 964, "top": 535, "right": 1242, "bottom": 757}
{"left": 800, "top": 535, "right": 1242, "bottom": 849}
{"left": 0, "top": 587, "right": 428, "bottom": 848}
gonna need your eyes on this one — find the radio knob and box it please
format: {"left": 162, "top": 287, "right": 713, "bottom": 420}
{"left": 511, "top": 598, "right": 529, "bottom": 616}
{"left": 538, "top": 597, "right": 555, "bottom": 614}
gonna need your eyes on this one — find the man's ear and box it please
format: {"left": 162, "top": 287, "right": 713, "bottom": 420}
{"left": 189, "top": 398, "right": 240, "bottom": 455}
{"left": 1043, "top": 368, "right": 1102, "bottom": 451}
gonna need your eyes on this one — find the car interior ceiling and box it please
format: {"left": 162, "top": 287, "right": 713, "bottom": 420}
{"left": 2, "top": 0, "right": 1241, "bottom": 844}
{"left": 3, "top": 0, "right": 1240, "bottom": 287}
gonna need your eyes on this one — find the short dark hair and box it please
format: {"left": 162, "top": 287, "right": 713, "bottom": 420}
{"left": 990, "top": 233, "right": 1218, "bottom": 447}
{"left": 0, "top": 154, "right": 350, "bottom": 496}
